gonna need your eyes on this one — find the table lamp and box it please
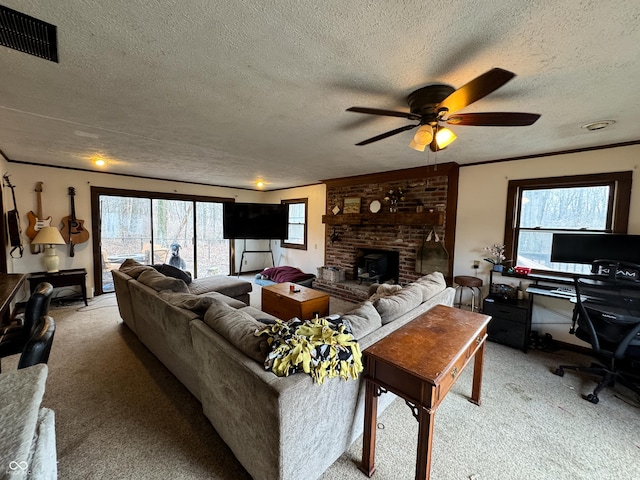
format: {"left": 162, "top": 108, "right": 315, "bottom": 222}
{"left": 32, "top": 226, "right": 66, "bottom": 273}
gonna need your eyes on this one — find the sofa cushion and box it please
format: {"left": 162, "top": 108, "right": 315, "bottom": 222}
{"left": 238, "top": 306, "right": 281, "bottom": 323}
{"left": 159, "top": 291, "right": 246, "bottom": 313}
{"left": 119, "top": 258, "right": 154, "bottom": 279}
{"left": 153, "top": 264, "right": 192, "bottom": 284}
{"left": 188, "top": 275, "right": 252, "bottom": 297}
{"left": 340, "top": 301, "right": 382, "bottom": 340}
{"left": 373, "top": 284, "right": 423, "bottom": 324}
{"left": 137, "top": 269, "right": 189, "bottom": 293}
{"left": 413, "top": 271, "right": 447, "bottom": 302}
{"left": 368, "top": 283, "right": 403, "bottom": 303}
{"left": 204, "top": 299, "right": 269, "bottom": 363}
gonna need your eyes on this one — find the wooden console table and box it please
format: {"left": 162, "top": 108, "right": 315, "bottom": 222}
{"left": 360, "top": 304, "right": 491, "bottom": 480}
{"left": 28, "top": 268, "right": 88, "bottom": 306}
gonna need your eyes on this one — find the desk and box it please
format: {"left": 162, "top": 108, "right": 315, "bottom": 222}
{"left": 0, "top": 273, "right": 26, "bottom": 324}
{"left": 28, "top": 268, "right": 88, "bottom": 306}
{"left": 360, "top": 305, "right": 491, "bottom": 479}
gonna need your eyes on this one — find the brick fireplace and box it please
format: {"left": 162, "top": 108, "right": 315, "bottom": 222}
{"left": 314, "top": 163, "right": 459, "bottom": 302}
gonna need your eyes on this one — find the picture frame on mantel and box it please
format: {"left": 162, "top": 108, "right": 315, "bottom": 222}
{"left": 343, "top": 196, "right": 361, "bottom": 214}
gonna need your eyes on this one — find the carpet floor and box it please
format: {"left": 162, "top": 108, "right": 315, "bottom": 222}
{"left": 2, "top": 289, "right": 639, "bottom": 479}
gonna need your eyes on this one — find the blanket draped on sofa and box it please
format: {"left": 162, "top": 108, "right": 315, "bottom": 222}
{"left": 256, "top": 318, "right": 363, "bottom": 384}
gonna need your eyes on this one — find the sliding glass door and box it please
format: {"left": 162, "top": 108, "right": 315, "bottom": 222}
{"left": 94, "top": 188, "right": 230, "bottom": 294}
{"left": 152, "top": 199, "right": 195, "bottom": 273}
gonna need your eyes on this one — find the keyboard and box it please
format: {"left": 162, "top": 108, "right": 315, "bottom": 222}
{"left": 526, "top": 284, "right": 576, "bottom": 298}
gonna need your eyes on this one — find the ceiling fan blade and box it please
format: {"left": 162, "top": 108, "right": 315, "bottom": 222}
{"left": 438, "top": 68, "right": 516, "bottom": 114}
{"left": 446, "top": 112, "right": 541, "bottom": 126}
{"left": 355, "top": 124, "right": 418, "bottom": 146}
{"left": 347, "top": 107, "right": 421, "bottom": 121}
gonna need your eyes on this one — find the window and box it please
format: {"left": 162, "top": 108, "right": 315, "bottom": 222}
{"left": 504, "top": 171, "right": 632, "bottom": 275}
{"left": 281, "top": 198, "right": 307, "bottom": 250}
{"left": 92, "top": 187, "right": 232, "bottom": 294}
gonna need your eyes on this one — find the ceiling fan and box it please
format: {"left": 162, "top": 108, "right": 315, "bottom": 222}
{"left": 346, "top": 68, "right": 540, "bottom": 152}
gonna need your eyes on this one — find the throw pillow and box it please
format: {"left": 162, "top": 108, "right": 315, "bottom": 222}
{"left": 153, "top": 263, "right": 192, "bottom": 284}
{"left": 137, "top": 269, "right": 189, "bottom": 293}
{"left": 119, "top": 258, "right": 154, "bottom": 279}
{"left": 203, "top": 299, "right": 270, "bottom": 363}
{"left": 373, "top": 284, "right": 423, "bottom": 324}
{"left": 413, "top": 272, "right": 447, "bottom": 302}
{"left": 340, "top": 301, "right": 382, "bottom": 340}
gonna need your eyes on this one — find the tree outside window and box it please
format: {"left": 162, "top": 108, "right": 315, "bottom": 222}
{"left": 504, "top": 171, "right": 632, "bottom": 275}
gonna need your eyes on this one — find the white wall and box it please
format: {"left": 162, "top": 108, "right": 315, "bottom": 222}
{"left": 454, "top": 144, "right": 639, "bottom": 344}
{"left": 2, "top": 163, "right": 264, "bottom": 302}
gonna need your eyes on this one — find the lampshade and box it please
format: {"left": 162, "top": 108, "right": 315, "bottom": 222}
{"left": 409, "top": 125, "right": 433, "bottom": 152}
{"left": 408, "top": 138, "right": 426, "bottom": 152}
{"left": 413, "top": 125, "right": 433, "bottom": 145}
{"left": 435, "top": 127, "right": 457, "bottom": 149}
{"left": 32, "top": 226, "right": 66, "bottom": 245}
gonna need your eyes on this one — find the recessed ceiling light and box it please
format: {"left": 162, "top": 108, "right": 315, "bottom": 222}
{"left": 95, "top": 158, "right": 106, "bottom": 166}
{"left": 256, "top": 180, "right": 264, "bottom": 188}
{"left": 581, "top": 120, "right": 615, "bottom": 131}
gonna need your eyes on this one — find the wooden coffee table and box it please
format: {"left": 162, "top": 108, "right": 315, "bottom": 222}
{"left": 261, "top": 283, "right": 330, "bottom": 320}
{"left": 360, "top": 304, "right": 491, "bottom": 480}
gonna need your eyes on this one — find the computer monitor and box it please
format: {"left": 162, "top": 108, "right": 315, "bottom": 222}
{"left": 550, "top": 233, "right": 640, "bottom": 264}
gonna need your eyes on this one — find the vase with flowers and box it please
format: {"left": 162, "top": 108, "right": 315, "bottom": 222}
{"left": 384, "top": 187, "right": 405, "bottom": 213}
{"left": 483, "top": 244, "right": 508, "bottom": 272}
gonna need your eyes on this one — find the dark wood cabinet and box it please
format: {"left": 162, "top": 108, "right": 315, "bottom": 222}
{"left": 483, "top": 298, "right": 531, "bottom": 352}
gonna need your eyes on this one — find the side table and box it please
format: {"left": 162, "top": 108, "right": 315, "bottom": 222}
{"left": 360, "top": 304, "right": 491, "bottom": 480}
{"left": 28, "top": 268, "right": 88, "bottom": 306}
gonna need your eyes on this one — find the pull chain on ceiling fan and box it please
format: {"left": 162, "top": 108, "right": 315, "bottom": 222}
{"left": 346, "top": 68, "right": 540, "bottom": 152}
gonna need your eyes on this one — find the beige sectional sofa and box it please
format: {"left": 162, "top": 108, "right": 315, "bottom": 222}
{"left": 0, "top": 364, "right": 57, "bottom": 480}
{"left": 112, "top": 259, "right": 455, "bottom": 480}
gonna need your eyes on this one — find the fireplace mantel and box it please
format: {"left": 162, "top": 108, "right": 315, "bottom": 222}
{"left": 321, "top": 211, "right": 443, "bottom": 226}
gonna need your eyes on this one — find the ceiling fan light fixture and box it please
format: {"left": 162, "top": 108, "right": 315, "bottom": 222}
{"left": 413, "top": 125, "right": 433, "bottom": 145}
{"left": 409, "top": 125, "right": 433, "bottom": 151}
{"left": 435, "top": 127, "right": 457, "bottom": 149}
{"left": 409, "top": 138, "right": 426, "bottom": 152}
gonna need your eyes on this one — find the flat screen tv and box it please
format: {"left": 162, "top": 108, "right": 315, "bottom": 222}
{"left": 223, "top": 203, "right": 288, "bottom": 239}
{"left": 550, "top": 233, "right": 640, "bottom": 265}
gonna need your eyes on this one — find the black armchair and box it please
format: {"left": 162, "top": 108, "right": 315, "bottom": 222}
{"left": 18, "top": 316, "right": 56, "bottom": 370}
{"left": 554, "top": 261, "right": 640, "bottom": 404}
{"left": 0, "top": 282, "right": 53, "bottom": 372}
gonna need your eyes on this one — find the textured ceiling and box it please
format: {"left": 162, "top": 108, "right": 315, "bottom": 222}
{"left": 1, "top": 1, "right": 639, "bottom": 190}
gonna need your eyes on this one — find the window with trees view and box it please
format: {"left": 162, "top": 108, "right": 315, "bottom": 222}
{"left": 504, "top": 171, "right": 632, "bottom": 275}
{"left": 281, "top": 198, "right": 307, "bottom": 249}
{"left": 92, "top": 187, "right": 233, "bottom": 294}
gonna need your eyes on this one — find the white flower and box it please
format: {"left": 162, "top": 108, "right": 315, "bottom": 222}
{"left": 483, "top": 244, "right": 507, "bottom": 265}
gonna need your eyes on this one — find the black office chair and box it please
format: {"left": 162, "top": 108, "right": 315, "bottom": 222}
{"left": 554, "top": 261, "right": 640, "bottom": 404}
{"left": 0, "top": 282, "right": 54, "bottom": 372}
{"left": 17, "top": 316, "right": 56, "bottom": 370}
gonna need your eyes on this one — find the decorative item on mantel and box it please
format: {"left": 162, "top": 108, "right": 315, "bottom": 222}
{"left": 483, "top": 244, "right": 508, "bottom": 272}
{"left": 383, "top": 187, "right": 405, "bottom": 213}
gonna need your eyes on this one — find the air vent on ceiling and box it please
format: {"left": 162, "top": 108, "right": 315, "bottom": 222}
{"left": 0, "top": 5, "right": 58, "bottom": 62}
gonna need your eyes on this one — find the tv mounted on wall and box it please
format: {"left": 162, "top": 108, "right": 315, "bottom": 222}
{"left": 550, "top": 233, "right": 640, "bottom": 265}
{"left": 222, "top": 202, "right": 288, "bottom": 240}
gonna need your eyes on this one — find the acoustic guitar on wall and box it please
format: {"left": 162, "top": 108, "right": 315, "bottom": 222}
{"left": 26, "top": 181, "right": 52, "bottom": 254}
{"left": 60, "top": 187, "right": 89, "bottom": 257}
